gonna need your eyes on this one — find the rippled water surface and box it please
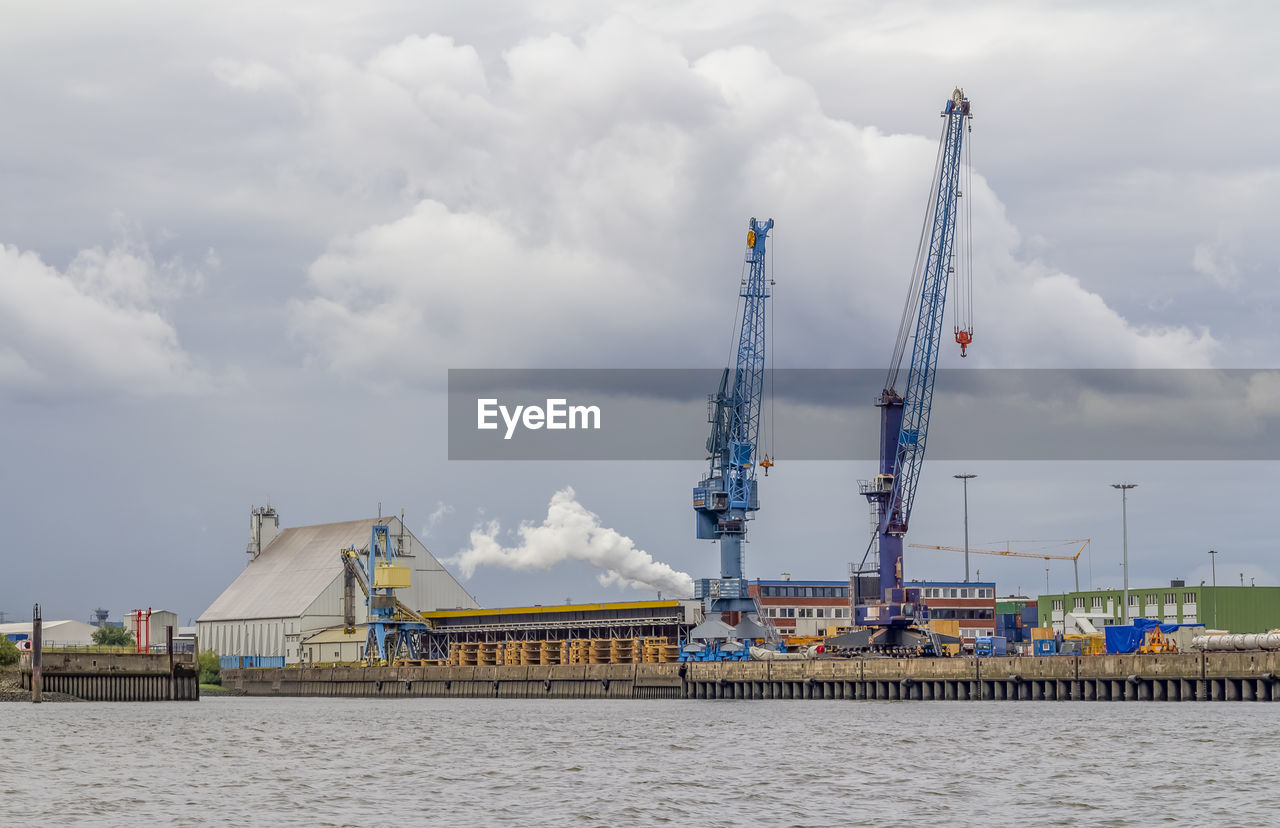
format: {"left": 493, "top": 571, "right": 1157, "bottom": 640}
{"left": 4, "top": 697, "right": 1276, "bottom": 826}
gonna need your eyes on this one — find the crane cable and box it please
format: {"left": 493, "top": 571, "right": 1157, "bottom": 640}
{"left": 952, "top": 118, "right": 975, "bottom": 349}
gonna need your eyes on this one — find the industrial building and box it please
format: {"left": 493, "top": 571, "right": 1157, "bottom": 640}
{"left": 1, "top": 619, "right": 100, "bottom": 646}
{"left": 1039, "top": 582, "right": 1280, "bottom": 634}
{"left": 197, "top": 507, "right": 479, "bottom": 666}
{"left": 749, "top": 579, "right": 852, "bottom": 638}
{"left": 904, "top": 580, "right": 997, "bottom": 644}
{"left": 123, "top": 609, "right": 179, "bottom": 650}
{"left": 417, "top": 600, "right": 700, "bottom": 662}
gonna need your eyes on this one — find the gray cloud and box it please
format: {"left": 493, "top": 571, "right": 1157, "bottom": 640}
{"left": 2, "top": 2, "right": 1277, "bottom": 624}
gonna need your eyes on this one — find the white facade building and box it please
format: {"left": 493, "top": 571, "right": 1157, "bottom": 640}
{"left": 197, "top": 508, "right": 479, "bottom": 665}
{"left": 0, "top": 619, "right": 101, "bottom": 646}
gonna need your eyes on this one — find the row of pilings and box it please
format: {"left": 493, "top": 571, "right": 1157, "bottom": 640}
{"left": 23, "top": 671, "right": 200, "bottom": 702}
{"left": 686, "top": 675, "right": 1280, "bottom": 702}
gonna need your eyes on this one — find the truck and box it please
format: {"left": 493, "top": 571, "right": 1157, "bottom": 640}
{"left": 974, "top": 635, "right": 1007, "bottom": 657}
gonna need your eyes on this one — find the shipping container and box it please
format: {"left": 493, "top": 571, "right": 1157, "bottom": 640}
{"left": 974, "top": 635, "right": 1007, "bottom": 656}
{"left": 1033, "top": 638, "right": 1057, "bottom": 656}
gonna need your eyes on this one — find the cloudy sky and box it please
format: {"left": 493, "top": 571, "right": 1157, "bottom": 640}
{"left": 3, "top": 1, "right": 1278, "bottom": 626}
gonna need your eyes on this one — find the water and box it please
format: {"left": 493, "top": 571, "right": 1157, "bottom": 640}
{"left": 4, "top": 697, "right": 1276, "bottom": 826}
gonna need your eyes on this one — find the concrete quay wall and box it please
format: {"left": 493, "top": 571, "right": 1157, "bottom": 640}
{"left": 224, "top": 652, "right": 1280, "bottom": 702}
{"left": 20, "top": 651, "right": 200, "bottom": 702}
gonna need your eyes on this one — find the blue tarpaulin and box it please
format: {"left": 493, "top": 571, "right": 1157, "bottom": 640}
{"left": 1103, "top": 618, "right": 1193, "bottom": 654}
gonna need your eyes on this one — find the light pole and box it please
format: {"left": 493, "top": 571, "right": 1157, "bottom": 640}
{"left": 1112, "top": 483, "right": 1137, "bottom": 623}
{"left": 955, "top": 474, "right": 977, "bottom": 582}
{"left": 1209, "top": 548, "right": 1218, "bottom": 629}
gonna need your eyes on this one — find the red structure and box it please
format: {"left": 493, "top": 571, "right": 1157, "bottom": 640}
{"left": 131, "top": 608, "right": 152, "bottom": 653}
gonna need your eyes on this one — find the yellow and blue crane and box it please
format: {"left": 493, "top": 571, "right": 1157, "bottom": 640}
{"left": 693, "top": 218, "right": 774, "bottom": 631}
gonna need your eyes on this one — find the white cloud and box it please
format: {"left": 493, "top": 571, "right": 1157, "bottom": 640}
{"left": 447, "top": 486, "right": 694, "bottom": 596}
{"left": 264, "top": 20, "right": 1219, "bottom": 379}
{"left": 1192, "top": 239, "right": 1239, "bottom": 290}
{"left": 0, "top": 239, "right": 208, "bottom": 398}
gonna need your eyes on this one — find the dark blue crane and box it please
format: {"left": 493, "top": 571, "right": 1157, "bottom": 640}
{"left": 693, "top": 218, "right": 774, "bottom": 626}
{"left": 843, "top": 88, "right": 975, "bottom": 654}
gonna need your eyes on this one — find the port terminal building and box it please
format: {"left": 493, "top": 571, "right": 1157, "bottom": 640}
{"left": 1039, "top": 582, "right": 1280, "bottom": 634}
{"left": 749, "top": 578, "right": 996, "bottom": 646}
{"left": 415, "top": 600, "right": 700, "bottom": 663}
{"left": 197, "top": 508, "right": 479, "bottom": 667}
{"left": 749, "top": 579, "right": 852, "bottom": 638}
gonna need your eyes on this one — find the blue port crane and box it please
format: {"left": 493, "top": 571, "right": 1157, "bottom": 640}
{"left": 340, "top": 524, "right": 432, "bottom": 664}
{"left": 847, "top": 88, "right": 975, "bottom": 653}
{"left": 693, "top": 217, "right": 774, "bottom": 617}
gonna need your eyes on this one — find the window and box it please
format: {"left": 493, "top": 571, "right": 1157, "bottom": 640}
{"left": 1073, "top": 598, "right": 1085, "bottom": 610}
{"left": 816, "top": 608, "right": 825, "bottom": 618}
{"left": 1129, "top": 594, "right": 1139, "bottom": 606}
{"left": 1146, "top": 594, "right": 1157, "bottom": 605}
{"left": 950, "top": 589, "right": 958, "bottom": 598}
{"left": 1164, "top": 592, "right": 1177, "bottom": 604}
{"left": 1052, "top": 600, "right": 1063, "bottom": 611}
{"left": 1184, "top": 592, "right": 1196, "bottom": 604}
{"left": 1091, "top": 596, "right": 1104, "bottom": 609}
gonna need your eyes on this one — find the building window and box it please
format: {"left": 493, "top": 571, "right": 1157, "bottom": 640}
{"left": 1073, "top": 598, "right": 1085, "bottom": 610}
{"left": 1146, "top": 594, "right": 1157, "bottom": 605}
{"left": 1052, "top": 600, "right": 1063, "bottom": 611}
{"left": 1183, "top": 592, "right": 1196, "bottom": 604}
{"left": 1129, "top": 594, "right": 1139, "bottom": 606}
{"left": 1091, "top": 596, "right": 1103, "bottom": 609}
{"left": 950, "top": 589, "right": 958, "bottom": 598}
{"left": 1164, "top": 592, "right": 1176, "bottom": 604}
{"left": 816, "top": 608, "right": 825, "bottom": 618}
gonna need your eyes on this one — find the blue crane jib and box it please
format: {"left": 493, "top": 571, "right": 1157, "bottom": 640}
{"left": 856, "top": 88, "right": 974, "bottom": 637}
{"left": 694, "top": 217, "right": 773, "bottom": 611}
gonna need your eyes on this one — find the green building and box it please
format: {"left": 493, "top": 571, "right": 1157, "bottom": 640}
{"left": 1038, "top": 582, "right": 1280, "bottom": 634}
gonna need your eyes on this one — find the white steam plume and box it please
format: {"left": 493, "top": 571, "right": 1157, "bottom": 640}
{"left": 449, "top": 487, "right": 694, "bottom": 597}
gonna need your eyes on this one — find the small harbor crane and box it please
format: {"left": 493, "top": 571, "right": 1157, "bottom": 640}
{"left": 340, "top": 524, "right": 433, "bottom": 664}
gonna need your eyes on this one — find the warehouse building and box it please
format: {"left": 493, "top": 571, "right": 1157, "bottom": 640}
{"left": 418, "top": 600, "right": 700, "bottom": 662}
{"left": 1039, "top": 582, "right": 1280, "bottom": 634}
{"left": 197, "top": 507, "right": 479, "bottom": 666}
{"left": 0, "top": 619, "right": 100, "bottom": 646}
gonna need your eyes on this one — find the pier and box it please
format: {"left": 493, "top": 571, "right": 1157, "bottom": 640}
{"left": 222, "top": 651, "right": 1280, "bottom": 702}
{"left": 20, "top": 650, "right": 200, "bottom": 702}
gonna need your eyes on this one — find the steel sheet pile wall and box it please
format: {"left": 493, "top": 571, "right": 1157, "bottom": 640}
{"left": 225, "top": 651, "right": 1280, "bottom": 702}
{"left": 20, "top": 651, "right": 200, "bottom": 702}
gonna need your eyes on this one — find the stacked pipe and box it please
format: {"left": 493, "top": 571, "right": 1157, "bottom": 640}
{"left": 1192, "top": 633, "right": 1280, "bottom": 651}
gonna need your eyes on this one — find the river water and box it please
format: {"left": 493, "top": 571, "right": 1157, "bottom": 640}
{"left": 3, "top": 697, "right": 1275, "bottom": 826}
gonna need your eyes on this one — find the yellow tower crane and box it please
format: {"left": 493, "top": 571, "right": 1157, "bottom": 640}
{"left": 908, "top": 539, "right": 1090, "bottom": 592}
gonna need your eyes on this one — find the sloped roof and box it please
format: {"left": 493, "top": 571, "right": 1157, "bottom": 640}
{"left": 0, "top": 619, "right": 100, "bottom": 644}
{"left": 198, "top": 518, "right": 382, "bottom": 622}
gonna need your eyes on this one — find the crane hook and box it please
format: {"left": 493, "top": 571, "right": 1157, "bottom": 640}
{"left": 759, "top": 456, "right": 774, "bottom": 476}
{"left": 955, "top": 329, "right": 973, "bottom": 357}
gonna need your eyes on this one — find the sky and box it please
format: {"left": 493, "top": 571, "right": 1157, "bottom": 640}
{"left": 2, "top": 1, "right": 1278, "bottom": 625}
